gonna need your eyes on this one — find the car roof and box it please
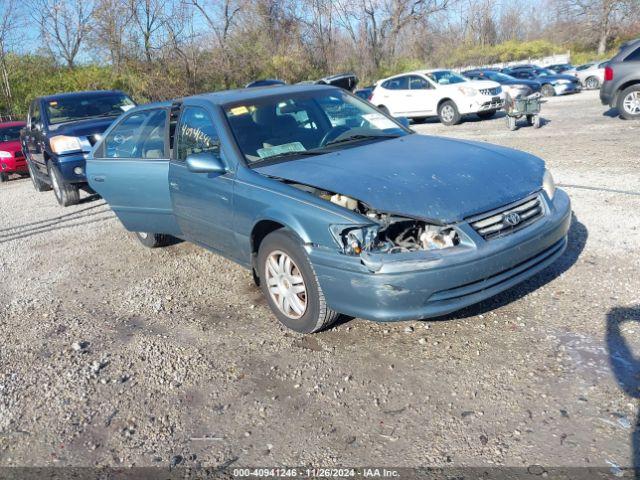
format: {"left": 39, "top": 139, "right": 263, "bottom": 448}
{"left": 187, "top": 84, "right": 339, "bottom": 105}
{"left": 0, "top": 120, "right": 26, "bottom": 128}
{"left": 38, "top": 90, "right": 127, "bottom": 102}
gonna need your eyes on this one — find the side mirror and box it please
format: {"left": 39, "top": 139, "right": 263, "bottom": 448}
{"left": 185, "top": 151, "right": 226, "bottom": 174}
{"left": 395, "top": 116, "right": 410, "bottom": 128}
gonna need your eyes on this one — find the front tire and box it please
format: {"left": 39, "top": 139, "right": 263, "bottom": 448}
{"left": 49, "top": 163, "right": 80, "bottom": 207}
{"left": 0, "top": 172, "right": 7, "bottom": 183}
{"left": 617, "top": 85, "right": 640, "bottom": 120}
{"left": 541, "top": 84, "right": 555, "bottom": 97}
{"left": 135, "top": 232, "right": 172, "bottom": 248}
{"left": 257, "top": 229, "right": 340, "bottom": 333}
{"left": 438, "top": 100, "right": 461, "bottom": 126}
{"left": 27, "top": 158, "right": 51, "bottom": 192}
{"left": 477, "top": 110, "right": 497, "bottom": 119}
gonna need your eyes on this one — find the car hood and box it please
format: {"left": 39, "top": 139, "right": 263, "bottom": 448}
{"left": 0, "top": 139, "right": 22, "bottom": 154}
{"left": 48, "top": 116, "right": 119, "bottom": 137}
{"left": 255, "top": 134, "right": 545, "bottom": 224}
{"left": 504, "top": 78, "right": 541, "bottom": 88}
{"left": 440, "top": 79, "right": 500, "bottom": 90}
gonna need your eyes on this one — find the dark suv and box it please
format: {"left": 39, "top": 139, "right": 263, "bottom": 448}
{"left": 600, "top": 38, "right": 640, "bottom": 120}
{"left": 22, "top": 90, "right": 136, "bottom": 206}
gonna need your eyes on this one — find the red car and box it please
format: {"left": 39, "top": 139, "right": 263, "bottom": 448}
{"left": 0, "top": 121, "right": 27, "bottom": 182}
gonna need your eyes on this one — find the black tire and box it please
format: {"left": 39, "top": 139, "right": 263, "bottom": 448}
{"left": 257, "top": 229, "right": 340, "bottom": 333}
{"left": 135, "top": 231, "right": 172, "bottom": 248}
{"left": 377, "top": 105, "right": 390, "bottom": 115}
{"left": 49, "top": 163, "right": 80, "bottom": 206}
{"left": 477, "top": 110, "right": 497, "bottom": 119}
{"left": 585, "top": 76, "right": 600, "bottom": 90}
{"left": 0, "top": 172, "right": 7, "bottom": 183}
{"left": 26, "top": 158, "right": 51, "bottom": 192}
{"left": 617, "top": 85, "right": 640, "bottom": 120}
{"left": 438, "top": 100, "right": 461, "bottom": 126}
{"left": 526, "top": 115, "right": 534, "bottom": 126}
{"left": 541, "top": 84, "right": 555, "bottom": 97}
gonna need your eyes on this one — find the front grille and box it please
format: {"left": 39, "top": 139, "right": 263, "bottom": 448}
{"left": 479, "top": 86, "right": 502, "bottom": 96}
{"left": 468, "top": 194, "right": 545, "bottom": 240}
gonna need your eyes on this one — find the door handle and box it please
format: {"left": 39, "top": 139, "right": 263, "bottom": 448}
{"left": 92, "top": 175, "right": 106, "bottom": 182}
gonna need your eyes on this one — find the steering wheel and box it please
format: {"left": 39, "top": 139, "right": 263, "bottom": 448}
{"left": 319, "top": 125, "right": 350, "bottom": 147}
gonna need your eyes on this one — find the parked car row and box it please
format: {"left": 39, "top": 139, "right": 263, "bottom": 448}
{"left": 6, "top": 43, "right": 639, "bottom": 333}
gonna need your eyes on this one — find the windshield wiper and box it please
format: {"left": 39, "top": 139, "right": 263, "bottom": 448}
{"left": 254, "top": 150, "right": 321, "bottom": 163}
{"left": 323, "top": 133, "right": 401, "bottom": 147}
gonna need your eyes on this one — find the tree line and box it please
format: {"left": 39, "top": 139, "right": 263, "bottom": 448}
{"left": 0, "top": 0, "right": 639, "bottom": 115}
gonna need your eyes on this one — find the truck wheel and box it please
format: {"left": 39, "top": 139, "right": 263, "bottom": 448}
{"left": 477, "top": 110, "right": 496, "bottom": 119}
{"left": 541, "top": 84, "right": 555, "bottom": 97}
{"left": 506, "top": 115, "right": 518, "bottom": 131}
{"left": 27, "top": 158, "right": 51, "bottom": 192}
{"left": 585, "top": 76, "right": 600, "bottom": 90}
{"left": 438, "top": 100, "right": 461, "bottom": 126}
{"left": 618, "top": 85, "right": 640, "bottom": 120}
{"left": 0, "top": 172, "right": 7, "bottom": 183}
{"left": 135, "top": 232, "right": 172, "bottom": 248}
{"left": 49, "top": 163, "right": 80, "bottom": 207}
{"left": 257, "top": 229, "right": 340, "bottom": 333}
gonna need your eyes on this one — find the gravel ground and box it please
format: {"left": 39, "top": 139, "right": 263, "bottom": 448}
{"left": 0, "top": 90, "right": 638, "bottom": 472}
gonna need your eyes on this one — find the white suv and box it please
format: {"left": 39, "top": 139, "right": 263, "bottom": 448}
{"left": 370, "top": 69, "right": 505, "bottom": 125}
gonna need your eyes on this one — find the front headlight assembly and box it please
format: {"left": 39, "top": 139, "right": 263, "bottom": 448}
{"left": 330, "top": 221, "right": 460, "bottom": 255}
{"left": 543, "top": 169, "right": 556, "bottom": 199}
{"left": 50, "top": 135, "right": 83, "bottom": 154}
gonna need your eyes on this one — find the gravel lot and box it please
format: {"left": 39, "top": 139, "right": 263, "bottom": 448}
{"left": 0, "top": 90, "right": 639, "bottom": 472}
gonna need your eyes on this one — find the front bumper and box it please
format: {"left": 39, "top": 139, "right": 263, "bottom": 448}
{"left": 53, "top": 152, "right": 88, "bottom": 184}
{"left": 1, "top": 155, "right": 28, "bottom": 174}
{"left": 460, "top": 93, "right": 506, "bottom": 114}
{"left": 554, "top": 83, "right": 581, "bottom": 95}
{"left": 310, "top": 189, "right": 571, "bottom": 322}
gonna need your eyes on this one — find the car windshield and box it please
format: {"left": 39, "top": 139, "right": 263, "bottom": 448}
{"left": 483, "top": 71, "right": 516, "bottom": 82}
{"left": 0, "top": 125, "right": 22, "bottom": 142}
{"left": 425, "top": 70, "right": 468, "bottom": 85}
{"left": 46, "top": 93, "right": 135, "bottom": 125}
{"left": 534, "top": 68, "right": 556, "bottom": 77}
{"left": 224, "top": 89, "right": 409, "bottom": 164}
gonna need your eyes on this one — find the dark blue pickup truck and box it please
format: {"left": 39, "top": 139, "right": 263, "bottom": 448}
{"left": 21, "top": 90, "right": 136, "bottom": 206}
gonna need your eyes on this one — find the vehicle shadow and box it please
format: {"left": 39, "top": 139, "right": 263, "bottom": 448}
{"left": 606, "top": 306, "right": 640, "bottom": 478}
{"left": 0, "top": 202, "right": 113, "bottom": 244}
{"left": 603, "top": 108, "right": 620, "bottom": 118}
{"left": 436, "top": 213, "right": 587, "bottom": 320}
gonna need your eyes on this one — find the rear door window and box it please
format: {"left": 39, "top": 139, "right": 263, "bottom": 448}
{"left": 408, "top": 76, "right": 432, "bottom": 89}
{"left": 102, "top": 108, "right": 168, "bottom": 159}
{"left": 624, "top": 46, "right": 640, "bottom": 62}
{"left": 382, "top": 76, "right": 409, "bottom": 90}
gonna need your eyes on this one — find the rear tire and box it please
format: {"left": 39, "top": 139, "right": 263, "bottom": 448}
{"left": 585, "top": 76, "right": 600, "bottom": 90}
{"left": 135, "top": 232, "right": 172, "bottom": 248}
{"left": 438, "top": 100, "right": 461, "bottom": 126}
{"left": 0, "top": 172, "right": 7, "bottom": 183}
{"left": 617, "top": 85, "right": 640, "bottom": 120}
{"left": 49, "top": 163, "right": 80, "bottom": 207}
{"left": 477, "top": 110, "right": 496, "bottom": 119}
{"left": 541, "top": 84, "right": 555, "bottom": 97}
{"left": 257, "top": 229, "right": 340, "bottom": 333}
{"left": 27, "top": 158, "right": 51, "bottom": 192}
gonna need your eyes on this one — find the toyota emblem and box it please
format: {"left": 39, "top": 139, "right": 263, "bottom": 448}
{"left": 503, "top": 212, "right": 521, "bottom": 226}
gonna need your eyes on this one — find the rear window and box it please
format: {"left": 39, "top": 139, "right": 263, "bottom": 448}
{"left": 624, "top": 46, "right": 640, "bottom": 62}
{"left": 46, "top": 93, "right": 136, "bottom": 125}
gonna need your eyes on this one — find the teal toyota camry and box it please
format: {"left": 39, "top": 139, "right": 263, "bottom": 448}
{"left": 87, "top": 85, "right": 571, "bottom": 333}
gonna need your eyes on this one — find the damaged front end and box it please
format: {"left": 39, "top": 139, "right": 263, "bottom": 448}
{"left": 285, "top": 181, "right": 462, "bottom": 257}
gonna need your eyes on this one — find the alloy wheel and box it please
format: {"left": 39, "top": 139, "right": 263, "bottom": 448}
{"left": 623, "top": 91, "right": 640, "bottom": 115}
{"left": 441, "top": 105, "right": 454, "bottom": 123}
{"left": 586, "top": 77, "right": 599, "bottom": 89}
{"left": 265, "top": 250, "right": 307, "bottom": 319}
